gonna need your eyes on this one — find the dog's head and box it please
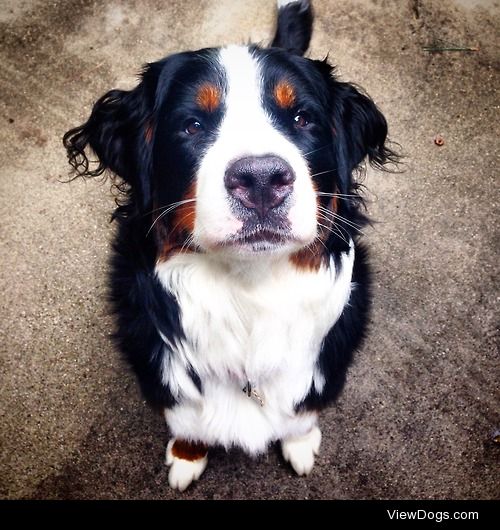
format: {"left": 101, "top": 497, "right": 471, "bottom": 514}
{"left": 64, "top": 1, "right": 396, "bottom": 264}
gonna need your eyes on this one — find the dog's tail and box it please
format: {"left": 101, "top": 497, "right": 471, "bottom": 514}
{"left": 271, "top": 0, "right": 313, "bottom": 56}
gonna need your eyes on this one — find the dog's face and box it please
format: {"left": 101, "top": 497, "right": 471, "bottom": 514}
{"left": 65, "top": 44, "right": 391, "bottom": 261}
{"left": 156, "top": 45, "right": 328, "bottom": 256}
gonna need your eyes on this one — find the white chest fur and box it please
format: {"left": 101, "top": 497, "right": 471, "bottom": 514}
{"left": 155, "top": 246, "right": 355, "bottom": 454}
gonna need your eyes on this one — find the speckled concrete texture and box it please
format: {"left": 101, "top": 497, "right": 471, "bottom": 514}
{"left": 0, "top": 0, "right": 498, "bottom": 499}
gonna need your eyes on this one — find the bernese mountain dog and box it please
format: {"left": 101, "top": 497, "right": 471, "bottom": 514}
{"left": 63, "top": 0, "right": 397, "bottom": 491}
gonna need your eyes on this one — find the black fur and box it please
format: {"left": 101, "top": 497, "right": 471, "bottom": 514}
{"left": 63, "top": 86, "right": 153, "bottom": 208}
{"left": 298, "top": 243, "right": 372, "bottom": 410}
{"left": 110, "top": 202, "right": 185, "bottom": 410}
{"left": 259, "top": 49, "right": 397, "bottom": 256}
{"left": 63, "top": 2, "right": 397, "bottom": 419}
{"left": 271, "top": 0, "right": 314, "bottom": 56}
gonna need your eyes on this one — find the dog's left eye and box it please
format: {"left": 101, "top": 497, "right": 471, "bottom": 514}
{"left": 293, "top": 111, "right": 311, "bottom": 129}
{"left": 184, "top": 119, "right": 203, "bottom": 136}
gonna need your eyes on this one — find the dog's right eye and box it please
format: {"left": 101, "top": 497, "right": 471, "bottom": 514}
{"left": 293, "top": 111, "right": 311, "bottom": 129}
{"left": 184, "top": 119, "right": 203, "bottom": 136}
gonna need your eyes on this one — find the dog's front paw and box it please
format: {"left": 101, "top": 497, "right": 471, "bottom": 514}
{"left": 281, "top": 426, "right": 321, "bottom": 476}
{"left": 165, "top": 438, "right": 208, "bottom": 492}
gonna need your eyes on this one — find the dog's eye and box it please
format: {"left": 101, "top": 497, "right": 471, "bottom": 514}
{"left": 185, "top": 119, "right": 203, "bottom": 136}
{"left": 293, "top": 111, "right": 311, "bottom": 129}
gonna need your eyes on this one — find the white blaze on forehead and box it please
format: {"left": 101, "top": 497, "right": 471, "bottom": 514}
{"left": 217, "top": 45, "right": 277, "bottom": 154}
{"left": 193, "top": 45, "right": 317, "bottom": 251}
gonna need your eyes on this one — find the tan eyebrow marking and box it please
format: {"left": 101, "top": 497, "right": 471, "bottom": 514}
{"left": 274, "top": 80, "right": 296, "bottom": 109}
{"left": 196, "top": 83, "right": 221, "bottom": 112}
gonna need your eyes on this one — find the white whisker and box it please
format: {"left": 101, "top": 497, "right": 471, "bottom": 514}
{"left": 317, "top": 205, "right": 365, "bottom": 233}
{"left": 315, "top": 237, "right": 328, "bottom": 252}
{"left": 146, "top": 198, "right": 197, "bottom": 238}
{"left": 302, "top": 144, "right": 330, "bottom": 157}
{"left": 180, "top": 233, "right": 195, "bottom": 254}
{"left": 316, "top": 191, "right": 359, "bottom": 199}
{"left": 316, "top": 218, "right": 349, "bottom": 245}
{"left": 310, "top": 168, "right": 336, "bottom": 178}
{"left": 330, "top": 213, "right": 365, "bottom": 234}
{"left": 144, "top": 198, "right": 197, "bottom": 217}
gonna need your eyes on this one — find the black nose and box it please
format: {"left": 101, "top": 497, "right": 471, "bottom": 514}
{"left": 224, "top": 156, "right": 295, "bottom": 219}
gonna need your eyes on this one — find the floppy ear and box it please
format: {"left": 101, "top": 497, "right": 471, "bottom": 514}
{"left": 63, "top": 66, "right": 159, "bottom": 208}
{"left": 331, "top": 81, "right": 398, "bottom": 193}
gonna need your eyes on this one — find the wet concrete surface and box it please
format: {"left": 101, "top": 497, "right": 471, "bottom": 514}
{"left": 0, "top": 0, "right": 498, "bottom": 499}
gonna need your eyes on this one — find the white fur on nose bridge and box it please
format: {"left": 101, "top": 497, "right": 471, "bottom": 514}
{"left": 217, "top": 45, "right": 279, "bottom": 155}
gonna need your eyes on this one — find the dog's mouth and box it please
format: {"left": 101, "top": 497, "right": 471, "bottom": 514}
{"left": 222, "top": 226, "right": 294, "bottom": 252}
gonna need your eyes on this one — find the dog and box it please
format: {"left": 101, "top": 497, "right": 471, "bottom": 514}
{"left": 64, "top": 0, "right": 396, "bottom": 492}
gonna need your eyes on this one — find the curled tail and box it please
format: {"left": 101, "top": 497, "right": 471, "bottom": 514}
{"left": 271, "top": 0, "right": 313, "bottom": 56}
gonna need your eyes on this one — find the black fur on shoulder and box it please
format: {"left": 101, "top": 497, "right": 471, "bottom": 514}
{"left": 62, "top": 55, "right": 208, "bottom": 410}
{"left": 271, "top": 0, "right": 313, "bottom": 56}
{"left": 298, "top": 242, "right": 372, "bottom": 410}
{"left": 109, "top": 202, "right": 187, "bottom": 410}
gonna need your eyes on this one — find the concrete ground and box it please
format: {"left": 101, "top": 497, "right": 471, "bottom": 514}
{"left": 0, "top": 0, "right": 498, "bottom": 500}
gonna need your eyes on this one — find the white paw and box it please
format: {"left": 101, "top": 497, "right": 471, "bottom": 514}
{"left": 165, "top": 439, "right": 208, "bottom": 492}
{"left": 281, "top": 426, "right": 321, "bottom": 476}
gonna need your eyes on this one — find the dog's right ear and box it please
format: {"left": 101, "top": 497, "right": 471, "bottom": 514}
{"left": 63, "top": 65, "right": 160, "bottom": 207}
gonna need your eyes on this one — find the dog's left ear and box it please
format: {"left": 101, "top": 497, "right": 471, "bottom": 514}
{"left": 330, "top": 82, "right": 399, "bottom": 193}
{"left": 333, "top": 82, "right": 393, "bottom": 172}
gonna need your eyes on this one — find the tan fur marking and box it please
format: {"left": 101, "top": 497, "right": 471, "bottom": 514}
{"left": 144, "top": 121, "right": 153, "bottom": 144}
{"left": 274, "top": 81, "right": 296, "bottom": 109}
{"left": 289, "top": 243, "right": 325, "bottom": 272}
{"left": 156, "top": 182, "right": 197, "bottom": 261}
{"left": 196, "top": 84, "right": 221, "bottom": 112}
{"left": 290, "top": 186, "right": 340, "bottom": 272}
{"left": 171, "top": 181, "right": 196, "bottom": 236}
{"left": 171, "top": 439, "right": 208, "bottom": 461}
{"left": 331, "top": 194, "right": 338, "bottom": 213}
